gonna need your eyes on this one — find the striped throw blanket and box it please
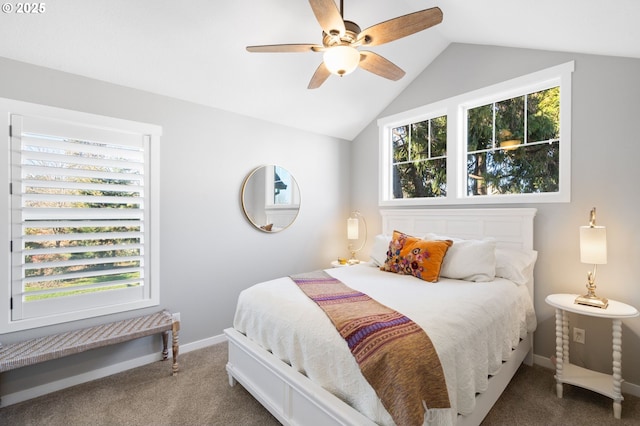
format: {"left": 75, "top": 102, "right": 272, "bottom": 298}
{"left": 291, "top": 271, "right": 451, "bottom": 426}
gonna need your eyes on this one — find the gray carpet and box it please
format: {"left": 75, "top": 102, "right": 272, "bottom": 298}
{"left": 1, "top": 342, "right": 638, "bottom": 425}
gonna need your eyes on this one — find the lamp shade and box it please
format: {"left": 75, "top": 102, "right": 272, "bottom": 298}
{"left": 347, "top": 217, "right": 359, "bottom": 240}
{"left": 323, "top": 46, "right": 360, "bottom": 76}
{"left": 580, "top": 225, "right": 607, "bottom": 264}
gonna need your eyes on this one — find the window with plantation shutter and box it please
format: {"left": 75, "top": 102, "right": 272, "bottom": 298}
{"left": 4, "top": 102, "right": 161, "bottom": 331}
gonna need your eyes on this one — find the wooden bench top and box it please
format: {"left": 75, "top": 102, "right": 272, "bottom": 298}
{"left": 0, "top": 310, "right": 175, "bottom": 373}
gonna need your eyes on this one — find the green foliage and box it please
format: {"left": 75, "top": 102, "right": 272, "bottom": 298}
{"left": 467, "top": 87, "right": 560, "bottom": 195}
{"left": 25, "top": 272, "right": 141, "bottom": 301}
{"left": 392, "top": 116, "right": 447, "bottom": 198}
{"left": 389, "top": 87, "right": 560, "bottom": 199}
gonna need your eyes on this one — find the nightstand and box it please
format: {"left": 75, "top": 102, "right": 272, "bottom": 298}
{"left": 545, "top": 293, "right": 639, "bottom": 419}
{"left": 330, "top": 260, "right": 360, "bottom": 268}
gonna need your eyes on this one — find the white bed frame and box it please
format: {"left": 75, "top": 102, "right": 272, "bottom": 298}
{"left": 225, "top": 208, "right": 537, "bottom": 426}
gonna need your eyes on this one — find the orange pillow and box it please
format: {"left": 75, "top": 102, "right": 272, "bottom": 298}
{"left": 381, "top": 230, "right": 453, "bottom": 282}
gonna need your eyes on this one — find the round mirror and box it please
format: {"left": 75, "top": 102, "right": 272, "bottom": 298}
{"left": 241, "top": 165, "right": 301, "bottom": 232}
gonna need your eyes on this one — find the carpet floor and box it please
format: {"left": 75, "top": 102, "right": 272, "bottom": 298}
{"left": 1, "top": 342, "right": 638, "bottom": 425}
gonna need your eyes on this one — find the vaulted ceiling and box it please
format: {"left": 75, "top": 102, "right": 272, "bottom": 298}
{"left": 1, "top": 0, "right": 638, "bottom": 140}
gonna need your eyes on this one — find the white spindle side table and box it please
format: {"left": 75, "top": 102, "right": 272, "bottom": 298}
{"left": 545, "top": 293, "right": 638, "bottom": 419}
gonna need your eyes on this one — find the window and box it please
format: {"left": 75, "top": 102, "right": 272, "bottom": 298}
{"left": 2, "top": 98, "right": 161, "bottom": 332}
{"left": 466, "top": 87, "right": 560, "bottom": 197}
{"left": 272, "top": 165, "right": 297, "bottom": 206}
{"left": 264, "top": 165, "right": 300, "bottom": 230}
{"left": 378, "top": 61, "right": 573, "bottom": 206}
{"left": 390, "top": 115, "right": 447, "bottom": 199}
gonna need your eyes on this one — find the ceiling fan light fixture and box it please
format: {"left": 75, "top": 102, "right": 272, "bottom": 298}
{"left": 246, "top": 3, "right": 443, "bottom": 88}
{"left": 323, "top": 45, "right": 360, "bottom": 76}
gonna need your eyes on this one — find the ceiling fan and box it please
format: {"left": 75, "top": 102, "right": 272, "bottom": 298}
{"left": 246, "top": 0, "right": 443, "bottom": 89}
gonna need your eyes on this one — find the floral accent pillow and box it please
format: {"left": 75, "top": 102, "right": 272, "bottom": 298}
{"left": 381, "top": 230, "right": 453, "bottom": 282}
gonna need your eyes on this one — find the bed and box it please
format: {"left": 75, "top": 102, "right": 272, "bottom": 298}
{"left": 225, "top": 208, "right": 538, "bottom": 426}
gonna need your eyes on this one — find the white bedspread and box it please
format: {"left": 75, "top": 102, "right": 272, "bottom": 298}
{"left": 233, "top": 263, "right": 537, "bottom": 425}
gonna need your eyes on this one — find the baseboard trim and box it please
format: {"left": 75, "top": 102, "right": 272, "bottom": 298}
{"left": 0, "top": 333, "right": 226, "bottom": 408}
{"left": 533, "top": 354, "right": 640, "bottom": 398}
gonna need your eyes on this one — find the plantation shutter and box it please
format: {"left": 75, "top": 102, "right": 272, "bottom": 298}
{"left": 10, "top": 114, "right": 151, "bottom": 321}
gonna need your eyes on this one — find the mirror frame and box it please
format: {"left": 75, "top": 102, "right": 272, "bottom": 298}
{"left": 241, "top": 165, "right": 301, "bottom": 233}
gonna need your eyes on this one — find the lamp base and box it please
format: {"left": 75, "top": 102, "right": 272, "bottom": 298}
{"left": 348, "top": 248, "right": 361, "bottom": 265}
{"left": 575, "top": 294, "right": 609, "bottom": 309}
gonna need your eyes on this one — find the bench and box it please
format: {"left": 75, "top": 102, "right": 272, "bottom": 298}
{"left": 0, "top": 310, "right": 180, "bottom": 378}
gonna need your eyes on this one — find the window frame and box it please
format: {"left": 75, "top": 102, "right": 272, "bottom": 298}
{"left": 1, "top": 97, "right": 162, "bottom": 333}
{"left": 378, "top": 61, "right": 574, "bottom": 206}
{"left": 390, "top": 113, "right": 448, "bottom": 199}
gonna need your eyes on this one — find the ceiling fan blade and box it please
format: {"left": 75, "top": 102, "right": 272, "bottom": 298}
{"left": 357, "top": 7, "right": 443, "bottom": 47}
{"left": 359, "top": 51, "right": 405, "bottom": 81}
{"left": 309, "top": 0, "right": 345, "bottom": 36}
{"left": 308, "top": 62, "right": 331, "bottom": 89}
{"left": 246, "top": 44, "right": 321, "bottom": 53}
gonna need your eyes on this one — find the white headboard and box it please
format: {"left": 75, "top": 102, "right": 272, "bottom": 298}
{"left": 380, "top": 208, "right": 537, "bottom": 251}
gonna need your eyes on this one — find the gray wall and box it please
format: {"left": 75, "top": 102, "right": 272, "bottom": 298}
{"left": 0, "top": 57, "right": 351, "bottom": 398}
{"left": 351, "top": 43, "right": 640, "bottom": 387}
{"left": 2, "top": 41, "right": 640, "bottom": 401}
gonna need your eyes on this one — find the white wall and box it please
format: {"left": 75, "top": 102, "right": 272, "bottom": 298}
{"left": 351, "top": 43, "right": 640, "bottom": 387}
{"left": 0, "top": 56, "right": 351, "bottom": 399}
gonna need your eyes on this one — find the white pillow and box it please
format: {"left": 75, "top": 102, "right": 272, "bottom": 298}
{"left": 423, "top": 233, "right": 496, "bottom": 282}
{"left": 495, "top": 248, "right": 538, "bottom": 286}
{"left": 370, "top": 234, "right": 391, "bottom": 266}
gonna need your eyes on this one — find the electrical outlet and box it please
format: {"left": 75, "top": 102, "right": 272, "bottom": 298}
{"left": 172, "top": 312, "right": 181, "bottom": 322}
{"left": 573, "top": 327, "right": 585, "bottom": 344}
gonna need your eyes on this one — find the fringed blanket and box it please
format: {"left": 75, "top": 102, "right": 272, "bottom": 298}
{"left": 291, "top": 270, "right": 450, "bottom": 426}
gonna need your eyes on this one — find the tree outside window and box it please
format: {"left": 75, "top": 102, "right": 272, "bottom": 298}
{"left": 466, "top": 87, "right": 560, "bottom": 196}
{"left": 391, "top": 115, "right": 447, "bottom": 199}
{"left": 378, "top": 61, "right": 573, "bottom": 206}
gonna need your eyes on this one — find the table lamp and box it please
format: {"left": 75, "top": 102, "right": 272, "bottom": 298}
{"left": 347, "top": 211, "right": 367, "bottom": 264}
{"left": 575, "top": 207, "right": 608, "bottom": 309}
